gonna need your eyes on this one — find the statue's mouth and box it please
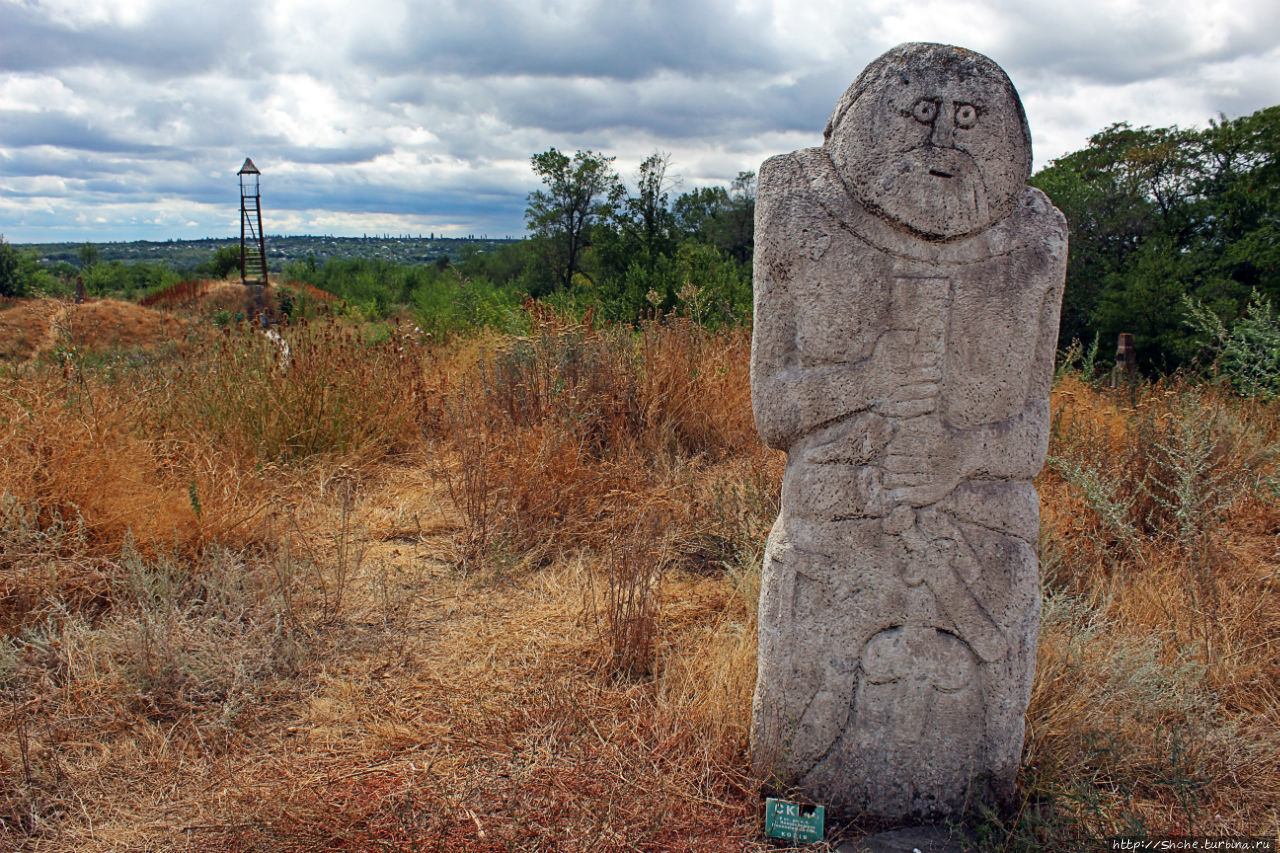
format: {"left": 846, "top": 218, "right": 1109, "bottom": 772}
{"left": 858, "top": 145, "right": 991, "bottom": 239}
{"left": 912, "top": 146, "right": 975, "bottom": 179}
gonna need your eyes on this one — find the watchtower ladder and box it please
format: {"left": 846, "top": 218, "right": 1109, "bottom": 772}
{"left": 238, "top": 158, "right": 269, "bottom": 287}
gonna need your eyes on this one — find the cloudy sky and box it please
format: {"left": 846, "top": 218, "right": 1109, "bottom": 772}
{"left": 2, "top": 0, "right": 1278, "bottom": 243}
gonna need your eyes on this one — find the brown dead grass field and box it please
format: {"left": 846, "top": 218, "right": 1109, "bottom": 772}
{"left": 0, "top": 298, "right": 192, "bottom": 363}
{"left": 0, "top": 299, "right": 1277, "bottom": 851}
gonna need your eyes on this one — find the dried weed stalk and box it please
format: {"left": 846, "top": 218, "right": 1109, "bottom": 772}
{"left": 591, "top": 507, "right": 670, "bottom": 680}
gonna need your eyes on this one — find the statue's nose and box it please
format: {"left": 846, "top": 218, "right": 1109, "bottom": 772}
{"left": 931, "top": 107, "right": 956, "bottom": 148}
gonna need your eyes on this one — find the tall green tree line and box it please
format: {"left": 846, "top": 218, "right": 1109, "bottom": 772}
{"left": 523, "top": 148, "right": 755, "bottom": 325}
{"left": 16, "top": 104, "right": 1271, "bottom": 365}
{"left": 1031, "top": 105, "right": 1279, "bottom": 369}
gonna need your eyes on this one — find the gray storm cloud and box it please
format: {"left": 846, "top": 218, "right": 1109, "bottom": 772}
{"left": 1, "top": 0, "right": 1276, "bottom": 241}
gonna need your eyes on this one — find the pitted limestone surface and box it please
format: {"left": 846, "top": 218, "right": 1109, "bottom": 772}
{"left": 750, "top": 42, "right": 1066, "bottom": 819}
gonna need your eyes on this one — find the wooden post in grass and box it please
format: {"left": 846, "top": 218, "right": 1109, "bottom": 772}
{"left": 1113, "top": 333, "right": 1137, "bottom": 388}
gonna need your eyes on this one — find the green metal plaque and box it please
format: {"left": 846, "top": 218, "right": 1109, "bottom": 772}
{"left": 764, "top": 797, "right": 824, "bottom": 843}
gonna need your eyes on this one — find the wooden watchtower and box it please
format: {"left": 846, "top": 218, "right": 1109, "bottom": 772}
{"left": 238, "top": 158, "right": 269, "bottom": 287}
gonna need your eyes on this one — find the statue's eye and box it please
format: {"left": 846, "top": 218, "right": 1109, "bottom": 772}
{"left": 912, "top": 99, "right": 938, "bottom": 124}
{"left": 955, "top": 103, "right": 977, "bottom": 128}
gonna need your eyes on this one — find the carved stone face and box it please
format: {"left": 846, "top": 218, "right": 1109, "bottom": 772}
{"left": 826, "top": 43, "right": 1032, "bottom": 240}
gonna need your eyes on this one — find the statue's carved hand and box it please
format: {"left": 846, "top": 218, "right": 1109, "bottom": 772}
{"left": 883, "top": 418, "right": 960, "bottom": 506}
{"left": 869, "top": 331, "right": 943, "bottom": 418}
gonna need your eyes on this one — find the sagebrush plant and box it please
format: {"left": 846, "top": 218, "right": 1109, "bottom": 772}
{"left": 1047, "top": 377, "right": 1273, "bottom": 586}
{"left": 1185, "top": 290, "right": 1280, "bottom": 398}
{"left": 1045, "top": 452, "right": 1141, "bottom": 550}
{"left": 1034, "top": 377, "right": 1280, "bottom": 842}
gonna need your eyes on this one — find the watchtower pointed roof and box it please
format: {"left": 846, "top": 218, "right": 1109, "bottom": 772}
{"left": 238, "top": 157, "right": 260, "bottom": 175}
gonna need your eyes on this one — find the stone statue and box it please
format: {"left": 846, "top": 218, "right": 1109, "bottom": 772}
{"left": 749, "top": 43, "right": 1066, "bottom": 819}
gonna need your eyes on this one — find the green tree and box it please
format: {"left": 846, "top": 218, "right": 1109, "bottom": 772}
{"left": 0, "top": 236, "right": 21, "bottom": 298}
{"left": 204, "top": 244, "right": 242, "bottom": 279}
{"left": 670, "top": 170, "right": 755, "bottom": 262}
{"left": 721, "top": 170, "right": 756, "bottom": 263}
{"left": 621, "top": 152, "right": 677, "bottom": 270}
{"left": 672, "top": 185, "right": 728, "bottom": 240}
{"left": 525, "top": 148, "right": 623, "bottom": 293}
{"left": 1031, "top": 106, "right": 1280, "bottom": 369}
{"left": 0, "top": 237, "right": 58, "bottom": 299}
{"left": 592, "top": 152, "right": 681, "bottom": 316}
{"left": 1193, "top": 108, "right": 1280, "bottom": 297}
{"left": 77, "top": 243, "right": 100, "bottom": 270}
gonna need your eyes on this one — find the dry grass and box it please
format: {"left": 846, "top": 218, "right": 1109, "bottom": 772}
{"left": 0, "top": 300, "right": 57, "bottom": 361}
{"left": 157, "top": 316, "right": 426, "bottom": 465}
{"left": 0, "top": 298, "right": 1277, "bottom": 851}
{"left": 0, "top": 370, "right": 202, "bottom": 559}
{"left": 138, "top": 278, "right": 217, "bottom": 310}
{"left": 0, "top": 298, "right": 190, "bottom": 362}
{"left": 1019, "top": 374, "right": 1280, "bottom": 846}
{"left": 140, "top": 279, "right": 337, "bottom": 317}
{"left": 434, "top": 310, "right": 757, "bottom": 573}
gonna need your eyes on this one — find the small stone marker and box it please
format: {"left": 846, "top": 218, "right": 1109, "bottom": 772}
{"left": 750, "top": 43, "right": 1067, "bottom": 819}
{"left": 764, "top": 798, "right": 824, "bottom": 843}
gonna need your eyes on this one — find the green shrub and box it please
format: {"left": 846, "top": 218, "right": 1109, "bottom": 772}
{"left": 205, "top": 244, "right": 241, "bottom": 279}
{"left": 1185, "top": 290, "right": 1280, "bottom": 397}
{"left": 411, "top": 269, "right": 525, "bottom": 340}
{"left": 0, "top": 237, "right": 57, "bottom": 298}
{"left": 84, "top": 260, "right": 180, "bottom": 300}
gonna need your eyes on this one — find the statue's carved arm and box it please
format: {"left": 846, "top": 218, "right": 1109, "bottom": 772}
{"left": 751, "top": 155, "right": 888, "bottom": 451}
{"left": 751, "top": 355, "right": 882, "bottom": 452}
{"left": 752, "top": 285, "right": 891, "bottom": 450}
{"left": 885, "top": 285, "right": 1062, "bottom": 504}
{"left": 956, "top": 281, "right": 1063, "bottom": 481}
